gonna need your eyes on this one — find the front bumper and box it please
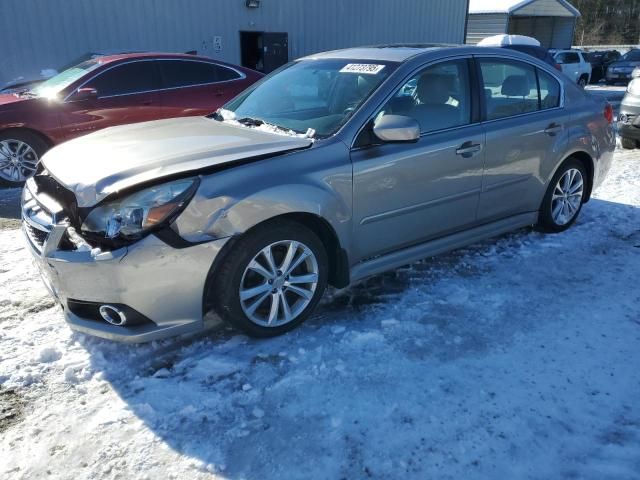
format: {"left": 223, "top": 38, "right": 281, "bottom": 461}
{"left": 618, "top": 102, "right": 640, "bottom": 140}
{"left": 606, "top": 71, "right": 634, "bottom": 82}
{"left": 21, "top": 180, "right": 229, "bottom": 343}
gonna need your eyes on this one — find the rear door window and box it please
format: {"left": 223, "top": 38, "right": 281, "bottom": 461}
{"left": 87, "top": 61, "right": 161, "bottom": 97}
{"left": 160, "top": 60, "right": 238, "bottom": 88}
{"left": 556, "top": 52, "right": 580, "bottom": 64}
{"left": 479, "top": 59, "right": 539, "bottom": 120}
{"left": 538, "top": 69, "right": 561, "bottom": 110}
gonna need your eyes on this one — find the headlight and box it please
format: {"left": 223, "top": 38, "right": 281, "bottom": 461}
{"left": 82, "top": 178, "right": 198, "bottom": 240}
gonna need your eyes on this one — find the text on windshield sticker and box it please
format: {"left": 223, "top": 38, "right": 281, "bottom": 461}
{"left": 340, "top": 64, "right": 386, "bottom": 75}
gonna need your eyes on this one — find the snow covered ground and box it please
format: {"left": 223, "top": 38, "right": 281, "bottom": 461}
{"left": 1, "top": 148, "right": 640, "bottom": 480}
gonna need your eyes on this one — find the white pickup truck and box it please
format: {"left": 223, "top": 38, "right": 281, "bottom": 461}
{"left": 551, "top": 49, "right": 592, "bottom": 87}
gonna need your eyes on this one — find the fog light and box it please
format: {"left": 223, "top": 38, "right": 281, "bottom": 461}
{"left": 99, "top": 305, "right": 127, "bottom": 326}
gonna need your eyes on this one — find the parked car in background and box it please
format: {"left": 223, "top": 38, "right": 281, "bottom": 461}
{"left": 606, "top": 49, "right": 640, "bottom": 85}
{"left": 0, "top": 53, "right": 262, "bottom": 186}
{"left": 21, "top": 45, "right": 615, "bottom": 342}
{"left": 617, "top": 67, "right": 640, "bottom": 149}
{"left": 478, "top": 34, "right": 561, "bottom": 70}
{"left": 586, "top": 50, "right": 621, "bottom": 84}
{"left": 0, "top": 51, "right": 148, "bottom": 94}
{"left": 551, "top": 49, "right": 592, "bottom": 87}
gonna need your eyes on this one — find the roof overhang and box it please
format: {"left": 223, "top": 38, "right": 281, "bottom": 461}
{"left": 469, "top": 0, "right": 581, "bottom": 17}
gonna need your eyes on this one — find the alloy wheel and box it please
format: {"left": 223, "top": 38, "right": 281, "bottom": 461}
{"left": 551, "top": 168, "right": 584, "bottom": 226}
{"left": 239, "top": 240, "right": 319, "bottom": 327}
{"left": 0, "top": 139, "right": 39, "bottom": 182}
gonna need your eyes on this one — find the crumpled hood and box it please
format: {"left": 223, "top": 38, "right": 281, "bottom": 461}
{"left": 41, "top": 116, "right": 313, "bottom": 207}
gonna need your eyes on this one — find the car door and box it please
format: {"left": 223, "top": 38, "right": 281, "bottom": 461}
{"left": 157, "top": 60, "right": 247, "bottom": 118}
{"left": 350, "top": 58, "right": 485, "bottom": 262}
{"left": 476, "top": 57, "right": 566, "bottom": 222}
{"left": 60, "top": 60, "right": 162, "bottom": 140}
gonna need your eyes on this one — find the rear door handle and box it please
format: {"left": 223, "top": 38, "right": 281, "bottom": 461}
{"left": 455, "top": 141, "right": 482, "bottom": 157}
{"left": 544, "top": 123, "right": 563, "bottom": 136}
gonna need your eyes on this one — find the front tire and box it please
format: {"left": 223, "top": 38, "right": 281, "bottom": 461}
{"left": 537, "top": 159, "right": 587, "bottom": 233}
{"left": 0, "top": 131, "right": 48, "bottom": 187}
{"left": 210, "top": 219, "right": 328, "bottom": 337}
{"left": 578, "top": 76, "right": 588, "bottom": 88}
{"left": 621, "top": 137, "right": 637, "bottom": 150}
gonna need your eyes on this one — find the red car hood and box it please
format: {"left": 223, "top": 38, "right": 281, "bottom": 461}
{"left": 0, "top": 93, "right": 27, "bottom": 107}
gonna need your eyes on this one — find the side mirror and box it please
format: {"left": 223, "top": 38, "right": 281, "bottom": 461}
{"left": 373, "top": 115, "right": 420, "bottom": 142}
{"left": 73, "top": 87, "right": 98, "bottom": 101}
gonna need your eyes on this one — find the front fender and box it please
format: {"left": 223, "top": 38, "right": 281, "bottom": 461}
{"left": 173, "top": 141, "right": 353, "bottom": 247}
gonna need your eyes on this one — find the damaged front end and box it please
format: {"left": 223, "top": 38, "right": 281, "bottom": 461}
{"left": 21, "top": 171, "right": 227, "bottom": 342}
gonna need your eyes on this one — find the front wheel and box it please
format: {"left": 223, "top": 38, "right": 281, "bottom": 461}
{"left": 0, "top": 131, "right": 48, "bottom": 187}
{"left": 578, "top": 76, "right": 588, "bottom": 88}
{"left": 210, "top": 220, "right": 328, "bottom": 337}
{"left": 537, "top": 159, "right": 587, "bottom": 233}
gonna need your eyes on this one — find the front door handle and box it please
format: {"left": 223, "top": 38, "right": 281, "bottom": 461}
{"left": 455, "top": 141, "right": 482, "bottom": 158}
{"left": 544, "top": 123, "right": 563, "bottom": 136}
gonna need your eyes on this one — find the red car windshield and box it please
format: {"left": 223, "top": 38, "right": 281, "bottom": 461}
{"left": 33, "top": 60, "right": 101, "bottom": 98}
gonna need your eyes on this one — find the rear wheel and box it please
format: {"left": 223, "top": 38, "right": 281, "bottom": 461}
{"left": 537, "top": 159, "right": 587, "bottom": 233}
{"left": 621, "top": 137, "right": 637, "bottom": 150}
{"left": 0, "top": 131, "right": 48, "bottom": 187}
{"left": 210, "top": 219, "right": 328, "bottom": 337}
{"left": 578, "top": 76, "right": 588, "bottom": 88}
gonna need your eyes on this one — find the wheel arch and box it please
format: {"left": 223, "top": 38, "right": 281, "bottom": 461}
{"left": 546, "top": 150, "right": 595, "bottom": 203}
{"left": 0, "top": 126, "right": 54, "bottom": 149}
{"left": 202, "top": 212, "right": 351, "bottom": 318}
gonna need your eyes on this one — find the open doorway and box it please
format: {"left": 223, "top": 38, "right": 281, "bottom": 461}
{"left": 240, "top": 31, "right": 288, "bottom": 73}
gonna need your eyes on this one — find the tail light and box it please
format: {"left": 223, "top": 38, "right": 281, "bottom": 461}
{"left": 604, "top": 103, "right": 614, "bottom": 124}
{"left": 554, "top": 63, "right": 562, "bottom": 71}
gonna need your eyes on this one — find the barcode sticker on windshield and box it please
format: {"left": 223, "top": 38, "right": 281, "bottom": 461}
{"left": 340, "top": 64, "right": 385, "bottom": 75}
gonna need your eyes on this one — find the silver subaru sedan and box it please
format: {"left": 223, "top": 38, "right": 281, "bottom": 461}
{"left": 21, "top": 45, "right": 615, "bottom": 342}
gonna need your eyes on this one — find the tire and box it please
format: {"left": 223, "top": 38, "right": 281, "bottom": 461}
{"left": 210, "top": 219, "right": 328, "bottom": 337}
{"left": 578, "top": 76, "right": 588, "bottom": 88}
{"left": 0, "top": 130, "right": 49, "bottom": 187}
{"left": 537, "top": 158, "right": 588, "bottom": 233}
{"left": 621, "top": 137, "right": 637, "bottom": 150}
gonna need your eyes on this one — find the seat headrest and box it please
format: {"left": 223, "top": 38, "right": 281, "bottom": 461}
{"left": 501, "top": 75, "right": 530, "bottom": 97}
{"left": 417, "top": 73, "right": 450, "bottom": 104}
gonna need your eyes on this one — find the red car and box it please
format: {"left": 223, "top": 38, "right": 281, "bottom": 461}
{"left": 0, "top": 53, "right": 263, "bottom": 186}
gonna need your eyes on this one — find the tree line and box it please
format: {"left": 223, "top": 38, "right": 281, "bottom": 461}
{"left": 572, "top": 0, "right": 640, "bottom": 45}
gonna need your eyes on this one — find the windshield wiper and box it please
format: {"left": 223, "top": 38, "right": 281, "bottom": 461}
{"left": 16, "top": 90, "right": 38, "bottom": 98}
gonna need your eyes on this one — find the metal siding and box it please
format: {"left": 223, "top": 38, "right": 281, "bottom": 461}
{"left": 513, "top": 0, "right": 575, "bottom": 17}
{"left": 465, "top": 14, "right": 509, "bottom": 44}
{"left": 550, "top": 17, "right": 575, "bottom": 48}
{"left": 0, "top": 0, "right": 468, "bottom": 86}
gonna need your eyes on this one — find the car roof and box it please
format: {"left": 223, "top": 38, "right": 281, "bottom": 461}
{"left": 299, "top": 44, "right": 559, "bottom": 68}
{"left": 300, "top": 44, "right": 464, "bottom": 62}
{"left": 92, "top": 52, "right": 222, "bottom": 65}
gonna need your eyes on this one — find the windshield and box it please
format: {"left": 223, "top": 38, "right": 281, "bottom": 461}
{"left": 32, "top": 60, "right": 101, "bottom": 98}
{"left": 221, "top": 59, "right": 396, "bottom": 137}
{"left": 622, "top": 50, "right": 640, "bottom": 62}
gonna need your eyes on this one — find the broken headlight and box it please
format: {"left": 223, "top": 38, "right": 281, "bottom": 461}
{"left": 81, "top": 178, "right": 198, "bottom": 240}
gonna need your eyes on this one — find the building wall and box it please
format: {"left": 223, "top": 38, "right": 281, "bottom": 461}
{"left": 0, "top": 0, "right": 468, "bottom": 86}
{"left": 465, "top": 14, "right": 509, "bottom": 44}
{"left": 512, "top": 0, "right": 575, "bottom": 17}
{"left": 508, "top": 16, "right": 575, "bottom": 48}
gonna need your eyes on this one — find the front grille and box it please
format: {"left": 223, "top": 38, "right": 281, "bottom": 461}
{"left": 24, "top": 223, "right": 49, "bottom": 248}
{"left": 21, "top": 177, "right": 59, "bottom": 253}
